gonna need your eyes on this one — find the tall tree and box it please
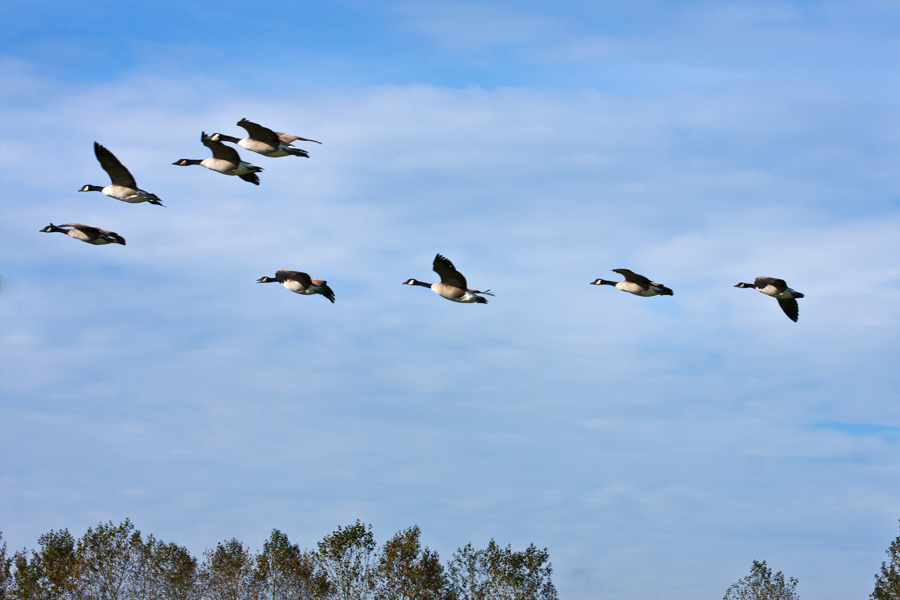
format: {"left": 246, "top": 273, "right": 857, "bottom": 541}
{"left": 74, "top": 518, "right": 149, "bottom": 600}
{"left": 723, "top": 560, "right": 799, "bottom": 600}
{"left": 1, "top": 534, "right": 13, "bottom": 599}
{"left": 9, "top": 528, "right": 80, "bottom": 600}
{"left": 255, "top": 529, "right": 328, "bottom": 600}
{"left": 144, "top": 538, "right": 200, "bottom": 600}
{"left": 871, "top": 521, "right": 900, "bottom": 600}
{"left": 200, "top": 539, "right": 257, "bottom": 600}
{"left": 446, "top": 540, "right": 557, "bottom": 600}
{"left": 375, "top": 526, "right": 447, "bottom": 600}
{"left": 316, "top": 521, "right": 376, "bottom": 600}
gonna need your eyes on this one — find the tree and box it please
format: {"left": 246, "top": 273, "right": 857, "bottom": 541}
{"left": 316, "top": 521, "right": 377, "bottom": 600}
{"left": 200, "top": 539, "right": 257, "bottom": 600}
{"left": 724, "top": 560, "right": 799, "bottom": 600}
{"left": 9, "top": 528, "right": 80, "bottom": 600}
{"left": 144, "top": 538, "right": 200, "bottom": 600}
{"left": 74, "top": 518, "right": 150, "bottom": 600}
{"left": 446, "top": 540, "right": 557, "bottom": 600}
{"left": 872, "top": 521, "right": 900, "bottom": 600}
{"left": 255, "top": 529, "right": 328, "bottom": 600}
{"left": 1, "top": 534, "right": 12, "bottom": 599}
{"left": 375, "top": 526, "right": 447, "bottom": 600}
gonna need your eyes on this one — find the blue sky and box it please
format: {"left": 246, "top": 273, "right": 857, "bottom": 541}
{"left": 1, "top": 1, "right": 898, "bottom": 598}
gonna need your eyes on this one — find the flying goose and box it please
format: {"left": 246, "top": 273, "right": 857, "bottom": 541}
{"left": 79, "top": 142, "right": 163, "bottom": 206}
{"left": 404, "top": 254, "right": 494, "bottom": 304}
{"left": 172, "top": 132, "right": 263, "bottom": 184}
{"left": 257, "top": 270, "right": 335, "bottom": 303}
{"left": 735, "top": 277, "right": 804, "bottom": 322}
{"left": 40, "top": 223, "right": 125, "bottom": 246}
{"left": 210, "top": 118, "right": 321, "bottom": 158}
{"left": 590, "top": 269, "right": 674, "bottom": 296}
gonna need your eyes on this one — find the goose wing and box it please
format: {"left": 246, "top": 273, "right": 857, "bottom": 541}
{"left": 277, "top": 131, "right": 322, "bottom": 145}
{"left": 276, "top": 270, "right": 312, "bottom": 285}
{"left": 433, "top": 254, "right": 467, "bottom": 289}
{"left": 59, "top": 223, "right": 125, "bottom": 244}
{"left": 94, "top": 143, "right": 137, "bottom": 188}
{"left": 59, "top": 223, "right": 95, "bottom": 234}
{"left": 754, "top": 276, "right": 787, "bottom": 292}
{"left": 201, "top": 132, "right": 241, "bottom": 162}
{"left": 613, "top": 268, "right": 652, "bottom": 288}
{"left": 236, "top": 119, "right": 281, "bottom": 146}
{"left": 777, "top": 298, "right": 799, "bottom": 322}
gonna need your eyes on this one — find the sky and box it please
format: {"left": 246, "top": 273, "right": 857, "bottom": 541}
{"left": 1, "top": 1, "right": 899, "bottom": 598}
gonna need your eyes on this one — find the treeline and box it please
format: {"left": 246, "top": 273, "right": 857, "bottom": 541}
{"left": 0, "top": 519, "right": 557, "bottom": 600}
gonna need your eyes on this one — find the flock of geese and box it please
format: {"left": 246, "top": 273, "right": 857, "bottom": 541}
{"left": 40, "top": 118, "right": 806, "bottom": 321}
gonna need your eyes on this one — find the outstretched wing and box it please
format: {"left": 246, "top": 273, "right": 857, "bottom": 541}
{"left": 433, "top": 254, "right": 468, "bottom": 289}
{"left": 777, "top": 298, "right": 799, "bottom": 322}
{"left": 236, "top": 119, "right": 281, "bottom": 146}
{"left": 276, "top": 131, "right": 322, "bottom": 145}
{"left": 94, "top": 142, "right": 137, "bottom": 188}
{"left": 613, "top": 268, "right": 652, "bottom": 288}
{"left": 201, "top": 132, "right": 241, "bottom": 162}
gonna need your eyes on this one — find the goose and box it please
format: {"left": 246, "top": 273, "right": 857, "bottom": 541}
{"left": 590, "top": 269, "right": 674, "bottom": 296}
{"left": 79, "top": 142, "right": 163, "bottom": 206}
{"left": 404, "top": 254, "right": 494, "bottom": 304}
{"left": 257, "top": 270, "right": 335, "bottom": 303}
{"left": 172, "top": 132, "right": 263, "bottom": 184}
{"left": 735, "top": 277, "right": 804, "bottom": 322}
{"left": 40, "top": 223, "right": 125, "bottom": 246}
{"left": 210, "top": 118, "right": 321, "bottom": 158}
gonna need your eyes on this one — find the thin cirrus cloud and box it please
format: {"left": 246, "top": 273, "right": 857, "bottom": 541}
{"left": 1, "top": 2, "right": 899, "bottom": 600}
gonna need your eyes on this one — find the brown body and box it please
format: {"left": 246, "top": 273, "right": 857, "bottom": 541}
{"left": 404, "top": 254, "right": 493, "bottom": 304}
{"left": 173, "top": 132, "right": 263, "bottom": 184}
{"left": 735, "top": 277, "right": 804, "bottom": 322}
{"left": 257, "top": 270, "right": 335, "bottom": 303}
{"left": 79, "top": 142, "right": 163, "bottom": 205}
{"left": 40, "top": 223, "right": 126, "bottom": 246}
{"left": 591, "top": 268, "right": 674, "bottom": 297}
{"left": 211, "top": 118, "right": 321, "bottom": 158}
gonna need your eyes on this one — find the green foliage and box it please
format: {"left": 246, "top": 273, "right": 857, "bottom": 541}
{"left": 446, "top": 540, "right": 557, "bottom": 600}
{"left": 255, "top": 529, "right": 328, "bottom": 600}
{"left": 316, "top": 521, "right": 377, "bottom": 600}
{"left": 145, "top": 538, "right": 200, "bottom": 600}
{"left": 1, "top": 534, "right": 13, "bottom": 599}
{"left": 9, "top": 528, "right": 79, "bottom": 600}
{"left": 723, "top": 560, "right": 799, "bottom": 600}
{"left": 200, "top": 539, "right": 256, "bottom": 600}
{"left": 75, "top": 519, "right": 148, "bottom": 599}
{"left": 3, "top": 520, "right": 555, "bottom": 600}
{"left": 376, "top": 526, "right": 446, "bottom": 600}
{"left": 871, "top": 521, "right": 900, "bottom": 600}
